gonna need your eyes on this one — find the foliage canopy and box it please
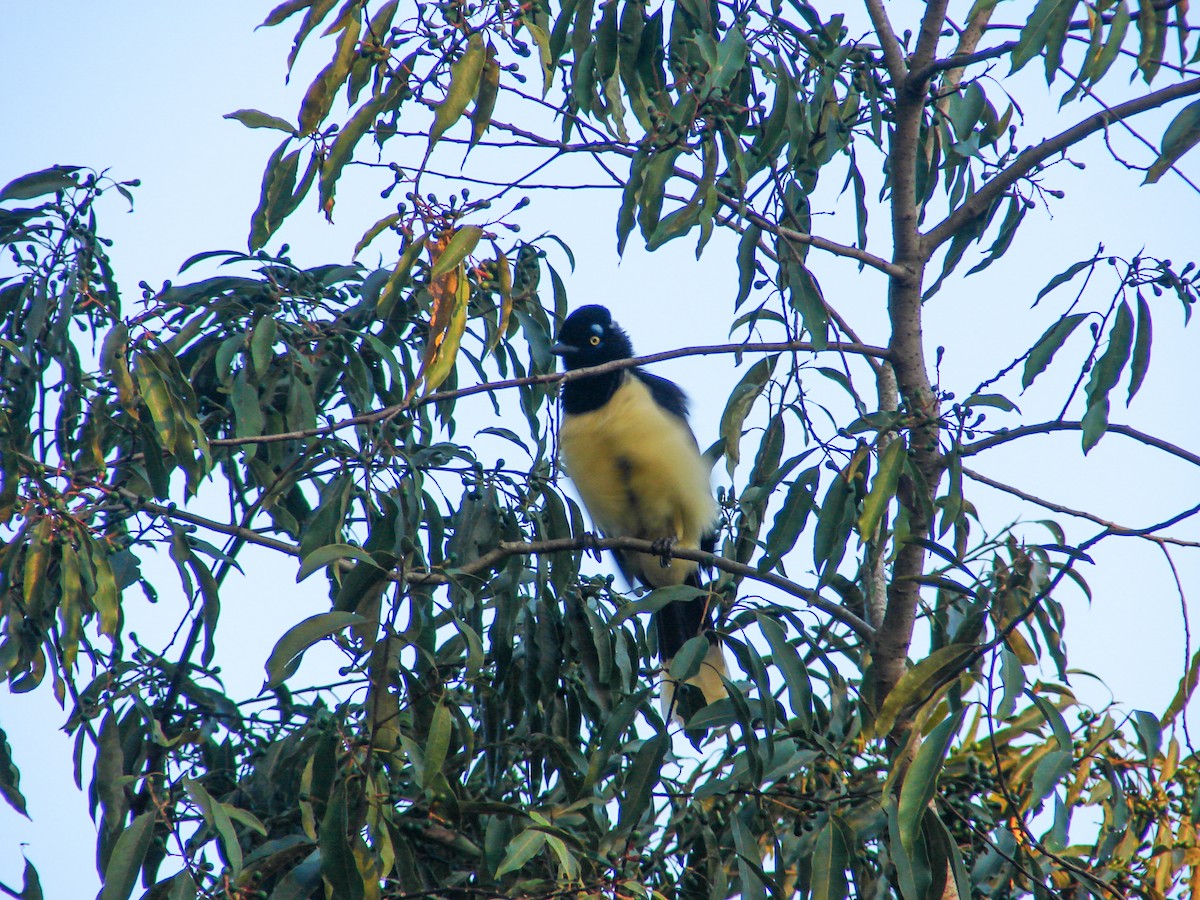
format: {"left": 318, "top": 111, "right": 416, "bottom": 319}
{"left": 3, "top": 0, "right": 1200, "bottom": 898}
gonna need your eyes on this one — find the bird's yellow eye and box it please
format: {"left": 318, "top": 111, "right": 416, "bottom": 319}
{"left": 589, "top": 335, "right": 601, "bottom": 346}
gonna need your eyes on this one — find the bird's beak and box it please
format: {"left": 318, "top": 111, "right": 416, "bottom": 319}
{"left": 550, "top": 342, "right": 577, "bottom": 357}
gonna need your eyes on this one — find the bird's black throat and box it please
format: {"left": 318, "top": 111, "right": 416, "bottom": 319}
{"left": 561, "top": 367, "right": 625, "bottom": 415}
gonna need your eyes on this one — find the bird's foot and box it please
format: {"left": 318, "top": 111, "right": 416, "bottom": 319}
{"left": 581, "top": 531, "right": 603, "bottom": 562}
{"left": 649, "top": 536, "right": 676, "bottom": 568}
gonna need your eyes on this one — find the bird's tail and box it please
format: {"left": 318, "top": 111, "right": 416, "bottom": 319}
{"left": 655, "top": 583, "right": 729, "bottom": 724}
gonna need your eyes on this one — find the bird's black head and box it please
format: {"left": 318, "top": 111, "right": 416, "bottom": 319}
{"left": 551, "top": 305, "right": 634, "bottom": 371}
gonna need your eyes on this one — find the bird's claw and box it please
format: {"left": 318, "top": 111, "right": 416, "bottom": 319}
{"left": 650, "top": 536, "right": 676, "bottom": 568}
{"left": 581, "top": 531, "right": 603, "bottom": 562}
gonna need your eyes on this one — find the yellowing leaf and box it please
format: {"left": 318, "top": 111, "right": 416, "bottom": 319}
{"left": 419, "top": 260, "right": 470, "bottom": 395}
{"left": 488, "top": 249, "right": 514, "bottom": 355}
{"left": 298, "top": 14, "right": 361, "bottom": 135}
{"left": 428, "top": 34, "right": 486, "bottom": 151}
{"left": 470, "top": 43, "right": 501, "bottom": 148}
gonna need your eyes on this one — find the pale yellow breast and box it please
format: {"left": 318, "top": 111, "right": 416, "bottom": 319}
{"left": 559, "top": 376, "right": 716, "bottom": 567}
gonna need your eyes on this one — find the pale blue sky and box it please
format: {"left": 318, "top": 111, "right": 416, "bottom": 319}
{"left": 2, "top": 3, "right": 1199, "bottom": 896}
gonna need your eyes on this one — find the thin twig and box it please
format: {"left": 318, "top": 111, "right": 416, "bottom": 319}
{"left": 208, "top": 339, "right": 892, "bottom": 448}
{"left": 959, "top": 420, "right": 1200, "bottom": 469}
{"left": 111, "top": 492, "right": 876, "bottom": 640}
{"left": 925, "top": 75, "right": 1200, "bottom": 251}
{"left": 963, "top": 466, "right": 1200, "bottom": 548}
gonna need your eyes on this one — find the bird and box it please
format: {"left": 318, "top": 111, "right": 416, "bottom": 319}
{"left": 551, "top": 304, "right": 727, "bottom": 721}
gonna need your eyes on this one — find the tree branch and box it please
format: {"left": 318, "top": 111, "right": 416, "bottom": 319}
{"left": 408, "top": 535, "right": 876, "bottom": 640}
{"left": 963, "top": 465, "right": 1200, "bottom": 548}
{"left": 869, "top": 0, "right": 947, "bottom": 719}
{"left": 959, "top": 420, "right": 1200, "bottom": 469}
{"left": 114, "top": 492, "right": 877, "bottom": 640}
{"left": 912, "top": 0, "right": 952, "bottom": 73}
{"left": 924, "top": 75, "right": 1200, "bottom": 251}
{"left": 481, "top": 111, "right": 905, "bottom": 275}
{"left": 916, "top": 41, "right": 1019, "bottom": 82}
{"left": 209, "top": 339, "right": 892, "bottom": 448}
{"left": 722, "top": 192, "right": 906, "bottom": 277}
{"left": 863, "top": 0, "right": 908, "bottom": 86}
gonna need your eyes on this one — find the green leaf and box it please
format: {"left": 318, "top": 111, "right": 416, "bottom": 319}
{"left": 1127, "top": 291, "right": 1153, "bottom": 403}
{"left": 997, "top": 647, "right": 1026, "bottom": 719}
{"left": 354, "top": 212, "right": 402, "bottom": 259}
{"left": 223, "top": 109, "right": 298, "bottom": 133}
{"left": 669, "top": 635, "right": 713, "bottom": 682}
{"left": 1010, "top": 0, "right": 1076, "bottom": 73}
{"left": 617, "top": 732, "right": 667, "bottom": 832}
{"left": 250, "top": 316, "right": 277, "bottom": 375}
{"left": 1132, "top": 709, "right": 1162, "bottom": 762}
{"left": 1146, "top": 98, "right": 1200, "bottom": 183}
{"left": 1029, "top": 750, "right": 1073, "bottom": 809}
{"left": 962, "top": 392, "right": 1018, "bottom": 412}
{"left": 264, "top": 611, "right": 366, "bottom": 688}
{"left": 1163, "top": 643, "right": 1200, "bottom": 727}
{"left": 1082, "top": 300, "right": 1134, "bottom": 452}
{"left": 874, "top": 644, "right": 976, "bottom": 738}
{"left": 965, "top": 194, "right": 1027, "bottom": 276}
{"left": 1027, "top": 690, "right": 1073, "bottom": 751}
{"left": 0, "top": 726, "right": 28, "bottom": 817}
{"left": 810, "top": 815, "right": 852, "bottom": 900}
{"left": 166, "top": 872, "right": 198, "bottom": 900}
{"left": 761, "top": 466, "right": 819, "bottom": 571}
{"left": 0, "top": 337, "right": 31, "bottom": 368}
{"left": 1042, "top": 0, "right": 1079, "bottom": 82}
{"left": 616, "top": 151, "right": 649, "bottom": 255}
{"left": 885, "top": 799, "right": 931, "bottom": 900}
{"left": 1090, "top": 0, "right": 1131, "bottom": 85}
{"left": 495, "top": 828, "right": 548, "bottom": 877}
{"left": 1135, "top": 0, "right": 1166, "bottom": 82}
{"left": 429, "top": 34, "right": 486, "bottom": 150}
{"left": 260, "top": 0, "right": 312, "bottom": 29}
{"left": 897, "top": 709, "right": 966, "bottom": 857}
{"left": 524, "top": 17, "right": 554, "bottom": 97}
{"left": 924, "top": 809, "right": 971, "bottom": 899}
{"left": 183, "top": 776, "right": 244, "bottom": 876}
{"left": 422, "top": 704, "right": 453, "bottom": 789}
{"left": 16, "top": 858, "right": 41, "bottom": 900}
{"left": 0, "top": 165, "right": 80, "bottom": 202}
{"left": 811, "top": 471, "right": 857, "bottom": 579}
{"left": 857, "top": 438, "right": 905, "bottom": 540}
{"left": 788, "top": 264, "right": 828, "bottom": 350}
{"left": 609, "top": 584, "right": 708, "bottom": 630}
{"left": 319, "top": 77, "right": 407, "bottom": 216}
{"left": 1022, "top": 313, "right": 1087, "bottom": 389}
{"left": 719, "top": 355, "right": 777, "bottom": 476}
{"left": 635, "top": 145, "right": 684, "bottom": 239}
{"left": 98, "top": 811, "right": 156, "bottom": 900}
{"left": 377, "top": 233, "right": 428, "bottom": 319}
{"left": 1035, "top": 256, "right": 1096, "bottom": 304}
{"left": 297, "top": 543, "right": 382, "bottom": 582}
{"left": 735, "top": 223, "right": 761, "bottom": 308}
{"left": 756, "top": 615, "right": 812, "bottom": 728}
{"left": 284, "top": 0, "right": 338, "bottom": 71}
{"left": 248, "top": 139, "right": 300, "bottom": 251}
{"left": 430, "top": 225, "right": 484, "bottom": 280}
{"left": 731, "top": 812, "right": 766, "bottom": 900}
{"left": 319, "top": 785, "right": 364, "bottom": 900}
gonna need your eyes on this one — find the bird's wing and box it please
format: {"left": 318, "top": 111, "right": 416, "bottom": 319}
{"left": 631, "top": 367, "right": 718, "bottom": 574}
{"left": 631, "top": 369, "right": 692, "bottom": 432}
